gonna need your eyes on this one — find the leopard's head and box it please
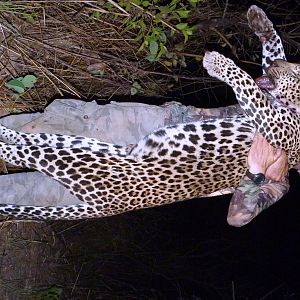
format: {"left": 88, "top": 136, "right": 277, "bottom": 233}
{"left": 256, "top": 60, "right": 300, "bottom": 112}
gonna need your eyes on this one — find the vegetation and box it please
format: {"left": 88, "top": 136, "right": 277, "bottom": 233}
{"left": 0, "top": 0, "right": 298, "bottom": 111}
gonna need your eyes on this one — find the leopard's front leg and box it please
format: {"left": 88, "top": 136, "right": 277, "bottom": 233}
{"left": 203, "top": 51, "right": 298, "bottom": 152}
{"left": 0, "top": 124, "right": 126, "bottom": 156}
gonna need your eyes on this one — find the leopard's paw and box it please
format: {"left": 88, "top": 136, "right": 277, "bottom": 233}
{"left": 203, "top": 51, "right": 235, "bottom": 80}
{"left": 247, "top": 5, "right": 274, "bottom": 42}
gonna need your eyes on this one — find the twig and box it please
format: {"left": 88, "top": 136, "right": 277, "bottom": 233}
{"left": 130, "top": 1, "right": 179, "bottom": 33}
{"left": 210, "top": 27, "right": 237, "bottom": 57}
{"left": 106, "top": 0, "right": 129, "bottom": 16}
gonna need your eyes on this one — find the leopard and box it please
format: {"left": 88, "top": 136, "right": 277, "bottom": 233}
{"left": 0, "top": 5, "right": 298, "bottom": 220}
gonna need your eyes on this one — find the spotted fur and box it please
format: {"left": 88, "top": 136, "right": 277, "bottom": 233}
{"left": 0, "top": 5, "right": 298, "bottom": 220}
{"left": 203, "top": 52, "right": 300, "bottom": 167}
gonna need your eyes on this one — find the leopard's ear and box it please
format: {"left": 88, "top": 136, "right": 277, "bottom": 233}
{"left": 291, "top": 64, "right": 300, "bottom": 80}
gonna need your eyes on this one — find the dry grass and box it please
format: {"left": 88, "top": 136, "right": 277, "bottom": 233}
{"left": 0, "top": 1, "right": 298, "bottom": 113}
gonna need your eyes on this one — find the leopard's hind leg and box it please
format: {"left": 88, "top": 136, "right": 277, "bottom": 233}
{"left": 0, "top": 141, "right": 128, "bottom": 219}
{"left": 247, "top": 5, "right": 286, "bottom": 70}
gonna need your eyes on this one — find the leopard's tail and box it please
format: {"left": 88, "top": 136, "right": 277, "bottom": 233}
{"left": 0, "top": 203, "right": 109, "bottom": 220}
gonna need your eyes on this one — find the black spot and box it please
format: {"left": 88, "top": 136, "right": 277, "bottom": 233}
{"left": 249, "top": 103, "right": 255, "bottom": 112}
{"left": 182, "top": 145, "right": 196, "bottom": 153}
{"left": 56, "top": 171, "right": 64, "bottom": 177}
{"left": 72, "top": 148, "right": 84, "bottom": 154}
{"left": 220, "top": 122, "right": 234, "bottom": 128}
{"left": 158, "top": 149, "right": 168, "bottom": 156}
{"left": 201, "top": 124, "right": 216, "bottom": 131}
{"left": 154, "top": 129, "right": 167, "bottom": 137}
{"left": 183, "top": 124, "right": 196, "bottom": 132}
{"left": 238, "top": 126, "right": 252, "bottom": 133}
{"left": 40, "top": 159, "right": 48, "bottom": 167}
{"left": 66, "top": 168, "right": 76, "bottom": 175}
{"left": 40, "top": 133, "right": 48, "bottom": 140}
{"left": 72, "top": 162, "right": 82, "bottom": 168}
{"left": 236, "top": 134, "right": 249, "bottom": 141}
{"left": 44, "top": 154, "right": 58, "bottom": 161}
{"left": 171, "top": 150, "right": 181, "bottom": 157}
{"left": 265, "top": 57, "right": 272, "bottom": 66}
{"left": 17, "top": 151, "right": 25, "bottom": 159}
{"left": 31, "top": 151, "right": 41, "bottom": 159}
{"left": 47, "top": 165, "right": 55, "bottom": 173}
{"left": 201, "top": 143, "right": 215, "bottom": 151}
{"left": 245, "top": 109, "right": 254, "bottom": 117}
{"left": 221, "top": 130, "right": 234, "bottom": 137}
{"left": 44, "top": 148, "right": 54, "bottom": 154}
{"left": 145, "top": 138, "right": 159, "bottom": 148}
{"left": 82, "top": 156, "right": 96, "bottom": 163}
{"left": 241, "top": 96, "right": 249, "bottom": 105}
{"left": 189, "top": 134, "right": 200, "bottom": 144}
{"left": 63, "top": 156, "right": 75, "bottom": 163}
{"left": 203, "top": 133, "right": 217, "bottom": 142}
{"left": 55, "top": 160, "right": 68, "bottom": 170}
{"left": 174, "top": 133, "right": 185, "bottom": 140}
{"left": 169, "top": 141, "right": 180, "bottom": 147}
{"left": 57, "top": 136, "right": 65, "bottom": 142}
{"left": 80, "top": 180, "right": 90, "bottom": 185}
{"left": 28, "top": 157, "right": 36, "bottom": 164}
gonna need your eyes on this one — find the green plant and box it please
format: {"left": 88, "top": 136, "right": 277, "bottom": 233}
{"left": 95, "top": 0, "right": 201, "bottom": 63}
{"left": 6, "top": 75, "right": 37, "bottom": 94}
{"left": 33, "top": 286, "right": 63, "bottom": 300}
{"left": 0, "top": 2, "right": 38, "bottom": 22}
{"left": 131, "top": 80, "right": 142, "bottom": 95}
{"left": 5, "top": 75, "right": 37, "bottom": 106}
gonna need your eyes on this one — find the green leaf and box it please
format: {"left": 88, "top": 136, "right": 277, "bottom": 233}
{"left": 145, "top": 35, "right": 155, "bottom": 43}
{"left": 142, "top": 1, "right": 150, "bottom": 7}
{"left": 23, "top": 13, "right": 35, "bottom": 23}
{"left": 132, "top": 81, "right": 142, "bottom": 89}
{"left": 158, "top": 5, "right": 171, "bottom": 14}
{"left": 138, "top": 41, "right": 147, "bottom": 52}
{"left": 131, "top": 87, "right": 138, "bottom": 95}
{"left": 183, "top": 31, "right": 189, "bottom": 43}
{"left": 34, "top": 286, "right": 63, "bottom": 300}
{"left": 104, "top": 2, "right": 113, "bottom": 10}
{"left": 157, "top": 42, "right": 166, "bottom": 59}
{"left": 149, "top": 40, "right": 159, "bottom": 55}
{"left": 176, "top": 23, "right": 188, "bottom": 30}
{"left": 132, "top": 0, "right": 142, "bottom": 5}
{"left": 21, "top": 75, "right": 37, "bottom": 88}
{"left": 182, "top": 28, "right": 193, "bottom": 43}
{"left": 177, "top": 9, "right": 189, "bottom": 18}
{"left": 188, "top": 0, "right": 200, "bottom": 7}
{"left": 146, "top": 54, "right": 157, "bottom": 62}
{"left": 195, "top": 54, "right": 203, "bottom": 61}
{"left": 159, "top": 32, "right": 167, "bottom": 43}
{"left": 5, "top": 79, "right": 25, "bottom": 94}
